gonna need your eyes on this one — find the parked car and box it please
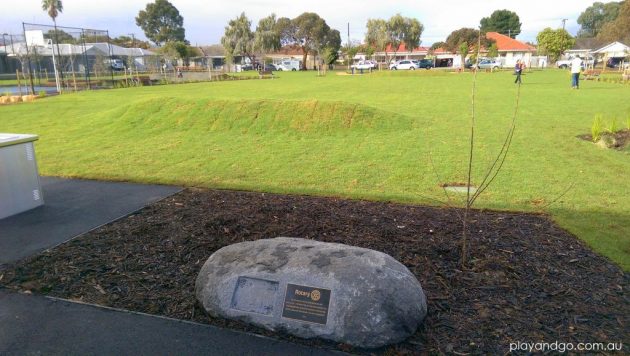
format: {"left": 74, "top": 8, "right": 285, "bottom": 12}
{"left": 557, "top": 56, "right": 595, "bottom": 69}
{"left": 351, "top": 60, "right": 377, "bottom": 70}
{"left": 276, "top": 60, "right": 301, "bottom": 71}
{"left": 104, "top": 58, "right": 125, "bottom": 71}
{"left": 415, "top": 59, "right": 434, "bottom": 69}
{"left": 606, "top": 57, "right": 629, "bottom": 68}
{"left": 262, "top": 64, "right": 277, "bottom": 71}
{"left": 476, "top": 59, "right": 502, "bottom": 70}
{"left": 389, "top": 60, "right": 418, "bottom": 70}
{"left": 241, "top": 64, "right": 254, "bottom": 71}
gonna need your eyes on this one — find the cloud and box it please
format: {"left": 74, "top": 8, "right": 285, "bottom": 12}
{"left": 1, "top": 0, "right": 595, "bottom": 45}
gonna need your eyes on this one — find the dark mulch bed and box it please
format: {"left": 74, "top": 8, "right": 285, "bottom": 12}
{"left": 577, "top": 128, "right": 630, "bottom": 150}
{"left": 1, "top": 189, "right": 628, "bottom": 354}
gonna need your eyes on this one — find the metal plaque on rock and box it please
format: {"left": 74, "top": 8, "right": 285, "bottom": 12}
{"left": 282, "top": 283, "right": 331, "bottom": 325}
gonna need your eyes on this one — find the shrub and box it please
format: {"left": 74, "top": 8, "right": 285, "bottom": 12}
{"left": 38, "top": 90, "right": 47, "bottom": 98}
{"left": 591, "top": 115, "right": 603, "bottom": 142}
{"left": 608, "top": 119, "right": 619, "bottom": 134}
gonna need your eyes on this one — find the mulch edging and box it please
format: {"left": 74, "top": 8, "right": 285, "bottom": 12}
{"left": 1, "top": 188, "right": 628, "bottom": 354}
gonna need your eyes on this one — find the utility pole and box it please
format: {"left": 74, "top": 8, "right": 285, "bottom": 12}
{"left": 561, "top": 19, "right": 568, "bottom": 64}
{"left": 347, "top": 22, "right": 350, "bottom": 70}
{"left": 129, "top": 33, "right": 136, "bottom": 48}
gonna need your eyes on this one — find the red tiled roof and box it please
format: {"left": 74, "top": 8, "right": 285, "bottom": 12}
{"left": 485, "top": 32, "right": 535, "bottom": 51}
{"left": 270, "top": 45, "right": 304, "bottom": 56}
{"left": 384, "top": 43, "right": 429, "bottom": 53}
{"left": 430, "top": 47, "right": 450, "bottom": 54}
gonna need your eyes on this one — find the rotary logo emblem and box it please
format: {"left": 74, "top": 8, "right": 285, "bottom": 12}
{"left": 310, "top": 289, "right": 321, "bottom": 302}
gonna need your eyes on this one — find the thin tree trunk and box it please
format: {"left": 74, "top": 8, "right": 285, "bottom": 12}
{"left": 53, "top": 18, "right": 66, "bottom": 90}
{"left": 302, "top": 47, "right": 308, "bottom": 70}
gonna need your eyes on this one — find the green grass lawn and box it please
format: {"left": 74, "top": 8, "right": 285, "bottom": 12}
{"left": 2, "top": 69, "right": 629, "bottom": 270}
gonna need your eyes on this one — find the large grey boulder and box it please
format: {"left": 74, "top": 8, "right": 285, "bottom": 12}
{"left": 195, "top": 237, "right": 427, "bottom": 348}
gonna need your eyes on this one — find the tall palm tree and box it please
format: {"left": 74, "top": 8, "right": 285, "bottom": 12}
{"left": 41, "top": 0, "right": 65, "bottom": 89}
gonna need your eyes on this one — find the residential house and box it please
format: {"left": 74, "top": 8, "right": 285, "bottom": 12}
{"left": 592, "top": 41, "right": 630, "bottom": 68}
{"left": 266, "top": 45, "right": 315, "bottom": 69}
{"left": 485, "top": 32, "right": 537, "bottom": 67}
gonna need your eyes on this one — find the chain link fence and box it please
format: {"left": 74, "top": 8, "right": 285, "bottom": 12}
{"left": 1, "top": 23, "right": 168, "bottom": 95}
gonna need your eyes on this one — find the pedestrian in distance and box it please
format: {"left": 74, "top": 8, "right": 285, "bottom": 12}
{"left": 571, "top": 56, "right": 583, "bottom": 89}
{"left": 514, "top": 60, "right": 523, "bottom": 84}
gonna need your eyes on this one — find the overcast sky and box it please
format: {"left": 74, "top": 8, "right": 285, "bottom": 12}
{"left": 1, "top": 0, "right": 596, "bottom": 46}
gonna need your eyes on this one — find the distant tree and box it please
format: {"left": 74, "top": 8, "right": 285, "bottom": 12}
{"left": 597, "top": 0, "right": 630, "bottom": 43}
{"left": 577, "top": 1, "right": 623, "bottom": 37}
{"left": 317, "top": 29, "right": 341, "bottom": 64}
{"left": 157, "top": 40, "right": 190, "bottom": 66}
{"left": 221, "top": 12, "right": 255, "bottom": 65}
{"left": 364, "top": 14, "right": 423, "bottom": 64}
{"left": 362, "top": 44, "right": 375, "bottom": 60}
{"left": 277, "top": 12, "right": 339, "bottom": 70}
{"left": 79, "top": 30, "right": 111, "bottom": 44}
{"left": 254, "top": 14, "right": 281, "bottom": 66}
{"left": 445, "top": 28, "right": 494, "bottom": 69}
{"left": 41, "top": 0, "right": 63, "bottom": 32}
{"left": 343, "top": 41, "right": 360, "bottom": 65}
{"left": 458, "top": 42, "right": 470, "bottom": 67}
{"left": 480, "top": 9, "right": 522, "bottom": 38}
{"left": 135, "top": 0, "right": 185, "bottom": 46}
{"left": 41, "top": 0, "right": 65, "bottom": 86}
{"left": 365, "top": 19, "right": 389, "bottom": 54}
{"left": 110, "top": 35, "right": 152, "bottom": 49}
{"left": 44, "top": 29, "right": 74, "bottom": 44}
{"left": 487, "top": 43, "right": 499, "bottom": 58}
{"left": 320, "top": 47, "right": 338, "bottom": 66}
{"left": 429, "top": 41, "right": 446, "bottom": 51}
{"left": 111, "top": 35, "right": 132, "bottom": 47}
{"left": 536, "top": 28, "right": 575, "bottom": 62}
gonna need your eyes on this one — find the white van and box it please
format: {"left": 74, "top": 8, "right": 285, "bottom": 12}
{"left": 104, "top": 58, "right": 125, "bottom": 71}
{"left": 276, "top": 60, "right": 301, "bottom": 71}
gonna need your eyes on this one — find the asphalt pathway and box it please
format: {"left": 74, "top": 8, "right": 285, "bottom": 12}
{"left": 0, "top": 176, "right": 181, "bottom": 265}
{"left": 0, "top": 290, "right": 336, "bottom": 355}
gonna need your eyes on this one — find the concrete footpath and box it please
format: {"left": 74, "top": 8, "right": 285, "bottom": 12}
{"left": 0, "top": 177, "right": 340, "bottom": 355}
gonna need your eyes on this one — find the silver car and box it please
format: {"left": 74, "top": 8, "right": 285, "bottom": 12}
{"left": 476, "top": 59, "right": 502, "bottom": 70}
{"left": 389, "top": 60, "right": 418, "bottom": 70}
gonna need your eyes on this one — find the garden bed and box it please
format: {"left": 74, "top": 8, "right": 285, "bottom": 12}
{"left": 578, "top": 129, "right": 630, "bottom": 151}
{"left": 1, "top": 188, "right": 628, "bottom": 354}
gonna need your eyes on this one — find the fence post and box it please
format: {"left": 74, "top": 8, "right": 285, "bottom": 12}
{"left": 16, "top": 70, "right": 22, "bottom": 96}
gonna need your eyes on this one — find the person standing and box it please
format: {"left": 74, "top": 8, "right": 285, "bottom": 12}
{"left": 514, "top": 60, "right": 523, "bottom": 84}
{"left": 571, "top": 56, "right": 583, "bottom": 89}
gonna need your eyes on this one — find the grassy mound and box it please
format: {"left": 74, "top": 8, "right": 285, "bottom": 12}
{"left": 102, "top": 98, "right": 413, "bottom": 134}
